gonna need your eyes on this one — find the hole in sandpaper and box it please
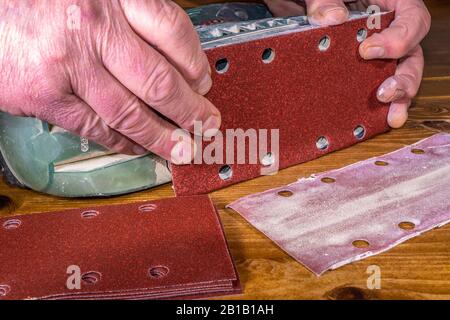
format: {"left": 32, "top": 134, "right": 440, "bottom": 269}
{"left": 411, "top": 148, "right": 425, "bottom": 155}
{"left": 278, "top": 190, "right": 293, "bottom": 197}
{"left": 0, "top": 285, "right": 11, "bottom": 297}
{"left": 2, "top": 219, "right": 21, "bottom": 230}
{"left": 321, "top": 177, "right": 336, "bottom": 184}
{"left": 316, "top": 136, "right": 330, "bottom": 151}
{"left": 81, "top": 210, "right": 100, "bottom": 219}
{"left": 375, "top": 160, "right": 389, "bottom": 167}
{"left": 352, "top": 240, "right": 370, "bottom": 249}
{"left": 262, "top": 48, "right": 275, "bottom": 64}
{"left": 81, "top": 271, "right": 102, "bottom": 285}
{"left": 219, "top": 165, "right": 233, "bottom": 181}
{"left": 261, "top": 153, "right": 275, "bottom": 167}
{"left": 398, "top": 221, "right": 416, "bottom": 231}
{"left": 357, "top": 29, "right": 368, "bottom": 42}
{"left": 148, "top": 266, "right": 170, "bottom": 279}
{"left": 139, "top": 204, "right": 157, "bottom": 213}
{"left": 353, "top": 125, "right": 366, "bottom": 140}
{"left": 318, "top": 36, "right": 331, "bottom": 51}
{"left": 215, "top": 58, "right": 229, "bottom": 74}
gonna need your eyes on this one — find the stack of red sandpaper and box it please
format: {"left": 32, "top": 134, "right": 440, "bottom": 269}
{"left": 0, "top": 196, "right": 241, "bottom": 300}
{"left": 172, "top": 12, "right": 397, "bottom": 195}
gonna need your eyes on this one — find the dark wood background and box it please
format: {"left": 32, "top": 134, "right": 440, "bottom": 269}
{"left": 1, "top": 0, "right": 449, "bottom": 300}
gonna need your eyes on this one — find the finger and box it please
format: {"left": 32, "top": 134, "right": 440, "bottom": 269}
{"left": 377, "top": 46, "right": 424, "bottom": 103}
{"left": 304, "top": 0, "right": 349, "bottom": 26}
{"left": 75, "top": 66, "right": 194, "bottom": 163}
{"left": 359, "top": 0, "right": 431, "bottom": 59}
{"left": 264, "top": 0, "right": 306, "bottom": 17}
{"left": 101, "top": 26, "right": 221, "bottom": 138}
{"left": 119, "top": 0, "right": 212, "bottom": 95}
{"left": 35, "top": 95, "right": 145, "bottom": 155}
{"left": 388, "top": 100, "right": 411, "bottom": 129}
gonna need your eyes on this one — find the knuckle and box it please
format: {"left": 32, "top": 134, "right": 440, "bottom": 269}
{"left": 421, "top": 8, "right": 432, "bottom": 34}
{"left": 151, "top": 0, "right": 197, "bottom": 46}
{"left": 105, "top": 98, "right": 142, "bottom": 131}
{"left": 176, "top": 99, "right": 208, "bottom": 130}
{"left": 94, "top": 133, "right": 118, "bottom": 150}
{"left": 111, "top": 138, "right": 133, "bottom": 153}
{"left": 176, "top": 109, "right": 197, "bottom": 130}
{"left": 152, "top": 0, "right": 186, "bottom": 29}
{"left": 411, "top": 1, "right": 432, "bottom": 33}
{"left": 408, "top": 76, "right": 421, "bottom": 97}
{"left": 410, "top": 5, "right": 431, "bottom": 37}
{"left": 186, "top": 52, "right": 209, "bottom": 82}
{"left": 78, "top": 117, "right": 108, "bottom": 142}
{"left": 396, "top": 72, "right": 420, "bottom": 99}
{"left": 142, "top": 128, "right": 171, "bottom": 151}
{"left": 389, "top": 38, "right": 409, "bottom": 59}
{"left": 144, "top": 65, "right": 181, "bottom": 106}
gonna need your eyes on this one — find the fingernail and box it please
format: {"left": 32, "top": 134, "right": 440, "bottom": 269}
{"left": 197, "top": 74, "right": 213, "bottom": 96}
{"left": 377, "top": 78, "right": 398, "bottom": 101}
{"left": 171, "top": 139, "right": 194, "bottom": 165}
{"left": 312, "top": 6, "right": 348, "bottom": 26}
{"left": 202, "top": 115, "right": 221, "bottom": 138}
{"left": 133, "top": 145, "right": 148, "bottom": 155}
{"left": 362, "top": 46, "right": 386, "bottom": 59}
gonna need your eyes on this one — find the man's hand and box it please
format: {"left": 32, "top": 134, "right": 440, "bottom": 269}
{"left": 264, "top": 0, "right": 431, "bottom": 128}
{"left": 0, "top": 0, "right": 220, "bottom": 163}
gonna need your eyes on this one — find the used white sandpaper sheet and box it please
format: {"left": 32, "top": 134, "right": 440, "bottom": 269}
{"left": 228, "top": 133, "right": 450, "bottom": 276}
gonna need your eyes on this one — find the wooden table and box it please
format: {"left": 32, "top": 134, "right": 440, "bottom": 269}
{"left": 1, "top": 0, "right": 449, "bottom": 300}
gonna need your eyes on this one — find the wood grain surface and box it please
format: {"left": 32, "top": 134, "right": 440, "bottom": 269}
{"left": 0, "top": 0, "right": 449, "bottom": 300}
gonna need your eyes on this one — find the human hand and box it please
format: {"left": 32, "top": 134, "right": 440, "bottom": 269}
{"left": 264, "top": 0, "right": 431, "bottom": 128}
{"left": 0, "top": 0, "right": 220, "bottom": 163}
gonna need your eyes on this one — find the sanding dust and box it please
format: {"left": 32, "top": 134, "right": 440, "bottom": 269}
{"left": 228, "top": 133, "right": 450, "bottom": 276}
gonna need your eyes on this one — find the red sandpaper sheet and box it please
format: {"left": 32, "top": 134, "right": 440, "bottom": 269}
{"left": 0, "top": 196, "right": 241, "bottom": 300}
{"left": 228, "top": 134, "right": 450, "bottom": 276}
{"left": 172, "top": 12, "right": 396, "bottom": 195}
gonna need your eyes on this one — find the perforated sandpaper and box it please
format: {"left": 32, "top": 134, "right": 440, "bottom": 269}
{"left": 229, "top": 134, "right": 450, "bottom": 275}
{"left": 171, "top": 13, "right": 396, "bottom": 195}
{"left": 0, "top": 196, "right": 241, "bottom": 300}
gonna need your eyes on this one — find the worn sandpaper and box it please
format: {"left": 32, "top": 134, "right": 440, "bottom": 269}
{"left": 171, "top": 12, "right": 397, "bottom": 195}
{"left": 0, "top": 196, "right": 241, "bottom": 300}
{"left": 228, "top": 134, "right": 450, "bottom": 276}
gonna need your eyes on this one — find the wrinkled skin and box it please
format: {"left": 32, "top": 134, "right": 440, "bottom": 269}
{"left": 264, "top": 0, "right": 431, "bottom": 128}
{"left": 0, "top": 0, "right": 220, "bottom": 163}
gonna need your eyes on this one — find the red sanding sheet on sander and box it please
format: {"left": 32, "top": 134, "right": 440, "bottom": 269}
{"left": 172, "top": 12, "right": 396, "bottom": 195}
{"left": 0, "top": 196, "right": 241, "bottom": 300}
